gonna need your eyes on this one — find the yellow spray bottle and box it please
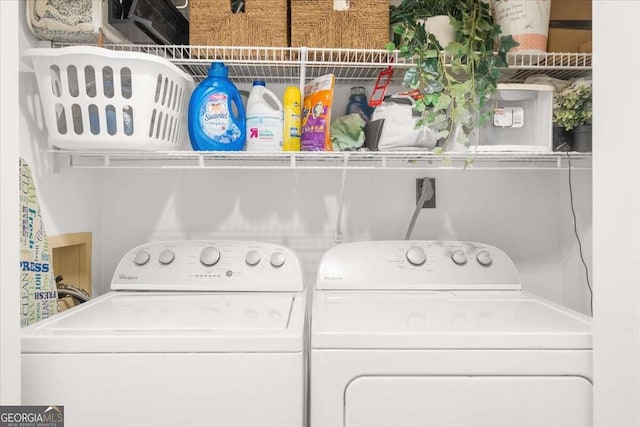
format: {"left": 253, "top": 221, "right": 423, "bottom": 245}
{"left": 283, "top": 86, "right": 302, "bottom": 151}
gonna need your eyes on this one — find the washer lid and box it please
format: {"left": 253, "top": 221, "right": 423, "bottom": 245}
{"left": 312, "top": 291, "right": 592, "bottom": 349}
{"left": 22, "top": 292, "right": 306, "bottom": 353}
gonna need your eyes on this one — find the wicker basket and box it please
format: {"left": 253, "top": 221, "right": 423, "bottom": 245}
{"left": 291, "top": 0, "right": 389, "bottom": 49}
{"left": 190, "top": 0, "right": 288, "bottom": 47}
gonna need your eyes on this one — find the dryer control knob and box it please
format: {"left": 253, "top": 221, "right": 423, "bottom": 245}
{"left": 133, "top": 250, "right": 150, "bottom": 266}
{"left": 200, "top": 246, "right": 221, "bottom": 266}
{"left": 159, "top": 249, "right": 175, "bottom": 265}
{"left": 406, "top": 246, "right": 426, "bottom": 266}
{"left": 477, "top": 250, "right": 493, "bottom": 267}
{"left": 451, "top": 250, "right": 468, "bottom": 265}
{"left": 270, "top": 252, "right": 286, "bottom": 268}
{"left": 245, "top": 250, "right": 261, "bottom": 266}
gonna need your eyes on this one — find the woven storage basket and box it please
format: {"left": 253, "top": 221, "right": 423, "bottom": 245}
{"left": 190, "top": 0, "right": 288, "bottom": 47}
{"left": 291, "top": 0, "right": 389, "bottom": 49}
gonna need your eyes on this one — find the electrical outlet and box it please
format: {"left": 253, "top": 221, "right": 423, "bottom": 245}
{"left": 415, "top": 178, "right": 436, "bottom": 208}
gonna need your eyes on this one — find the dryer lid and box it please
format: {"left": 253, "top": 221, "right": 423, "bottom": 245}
{"left": 22, "top": 291, "right": 306, "bottom": 353}
{"left": 312, "top": 291, "right": 592, "bottom": 350}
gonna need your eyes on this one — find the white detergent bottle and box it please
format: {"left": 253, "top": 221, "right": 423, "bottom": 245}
{"left": 245, "top": 81, "right": 284, "bottom": 151}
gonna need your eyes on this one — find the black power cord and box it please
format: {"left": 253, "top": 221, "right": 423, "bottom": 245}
{"left": 566, "top": 152, "right": 593, "bottom": 316}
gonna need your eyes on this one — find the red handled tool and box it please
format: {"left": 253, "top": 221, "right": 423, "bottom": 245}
{"left": 369, "top": 65, "right": 394, "bottom": 107}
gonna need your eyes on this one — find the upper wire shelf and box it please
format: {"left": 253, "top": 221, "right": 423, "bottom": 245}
{"left": 55, "top": 44, "right": 592, "bottom": 84}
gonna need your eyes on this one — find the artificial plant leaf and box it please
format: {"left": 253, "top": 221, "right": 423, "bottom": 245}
{"left": 414, "top": 98, "right": 427, "bottom": 112}
{"left": 451, "top": 79, "right": 473, "bottom": 98}
{"left": 385, "top": 42, "right": 396, "bottom": 52}
{"left": 445, "top": 42, "right": 465, "bottom": 57}
{"left": 437, "top": 129, "right": 450, "bottom": 140}
{"left": 434, "top": 94, "right": 452, "bottom": 112}
{"left": 498, "top": 35, "right": 519, "bottom": 54}
{"left": 403, "top": 67, "right": 419, "bottom": 88}
{"left": 423, "top": 93, "right": 438, "bottom": 106}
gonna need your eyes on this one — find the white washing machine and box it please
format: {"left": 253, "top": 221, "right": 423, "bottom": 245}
{"left": 22, "top": 241, "right": 307, "bottom": 427}
{"left": 311, "top": 240, "right": 593, "bottom": 427}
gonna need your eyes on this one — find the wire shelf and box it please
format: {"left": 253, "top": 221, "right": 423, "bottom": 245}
{"left": 54, "top": 44, "right": 592, "bottom": 84}
{"left": 42, "top": 44, "right": 593, "bottom": 172}
{"left": 47, "top": 150, "right": 592, "bottom": 172}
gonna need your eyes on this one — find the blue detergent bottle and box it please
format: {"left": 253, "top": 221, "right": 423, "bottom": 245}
{"left": 188, "top": 62, "right": 246, "bottom": 151}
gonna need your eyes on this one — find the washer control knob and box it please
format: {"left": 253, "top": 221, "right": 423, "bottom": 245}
{"left": 133, "top": 250, "right": 150, "bottom": 266}
{"left": 270, "top": 252, "right": 286, "bottom": 268}
{"left": 200, "top": 246, "right": 221, "bottom": 267}
{"left": 477, "top": 250, "right": 493, "bottom": 267}
{"left": 451, "top": 250, "right": 468, "bottom": 265}
{"left": 406, "top": 246, "right": 427, "bottom": 266}
{"left": 245, "top": 250, "right": 261, "bottom": 266}
{"left": 159, "top": 249, "right": 175, "bottom": 265}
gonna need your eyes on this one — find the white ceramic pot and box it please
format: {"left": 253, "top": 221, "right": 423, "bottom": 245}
{"left": 491, "top": 0, "right": 551, "bottom": 54}
{"left": 417, "top": 15, "right": 456, "bottom": 48}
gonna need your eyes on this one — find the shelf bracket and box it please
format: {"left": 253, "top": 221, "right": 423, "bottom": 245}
{"left": 51, "top": 151, "right": 71, "bottom": 174}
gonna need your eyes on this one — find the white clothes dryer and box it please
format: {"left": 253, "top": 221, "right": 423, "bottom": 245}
{"left": 22, "top": 241, "right": 307, "bottom": 427}
{"left": 310, "top": 240, "right": 593, "bottom": 427}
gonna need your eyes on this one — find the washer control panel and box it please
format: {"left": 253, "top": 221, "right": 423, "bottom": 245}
{"left": 111, "top": 241, "right": 304, "bottom": 291}
{"left": 317, "top": 241, "right": 520, "bottom": 291}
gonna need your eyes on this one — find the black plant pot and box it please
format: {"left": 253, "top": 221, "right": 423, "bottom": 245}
{"left": 553, "top": 125, "right": 572, "bottom": 151}
{"left": 571, "top": 124, "right": 592, "bottom": 152}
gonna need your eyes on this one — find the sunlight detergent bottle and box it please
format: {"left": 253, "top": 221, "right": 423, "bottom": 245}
{"left": 245, "top": 81, "right": 284, "bottom": 151}
{"left": 283, "top": 86, "right": 302, "bottom": 151}
{"left": 188, "top": 62, "right": 246, "bottom": 151}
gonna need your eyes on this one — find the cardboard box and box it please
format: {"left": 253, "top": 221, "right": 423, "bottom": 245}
{"left": 49, "top": 232, "right": 92, "bottom": 296}
{"left": 550, "top": 0, "right": 592, "bottom": 21}
{"left": 548, "top": 0, "right": 592, "bottom": 53}
{"left": 548, "top": 28, "right": 592, "bottom": 53}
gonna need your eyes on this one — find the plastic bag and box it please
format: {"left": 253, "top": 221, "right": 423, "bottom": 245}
{"left": 301, "top": 74, "right": 335, "bottom": 151}
{"left": 372, "top": 90, "right": 438, "bottom": 151}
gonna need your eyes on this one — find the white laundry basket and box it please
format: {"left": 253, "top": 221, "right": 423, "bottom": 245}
{"left": 22, "top": 46, "right": 195, "bottom": 151}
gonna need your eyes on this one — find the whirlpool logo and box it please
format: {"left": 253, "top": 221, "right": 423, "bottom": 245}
{"left": 0, "top": 406, "right": 64, "bottom": 427}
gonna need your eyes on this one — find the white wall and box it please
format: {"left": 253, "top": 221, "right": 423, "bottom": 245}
{"left": 94, "top": 168, "right": 593, "bottom": 315}
{"left": 593, "top": 2, "right": 640, "bottom": 426}
{"left": 1, "top": 0, "right": 22, "bottom": 404}
{"left": 18, "top": 0, "right": 103, "bottom": 294}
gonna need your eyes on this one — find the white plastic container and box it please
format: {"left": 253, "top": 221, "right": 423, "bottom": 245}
{"left": 245, "top": 81, "right": 284, "bottom": 152}
{"left": 449, "top": 84, "right": 554, "bottom": 152}
{"left": 22, "top": 46, "right": 195, "bottom": 151}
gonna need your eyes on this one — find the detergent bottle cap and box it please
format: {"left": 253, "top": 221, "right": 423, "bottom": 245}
{"left": 253, "top": 80, "right": 266, "bottom": 87}
{"left": 208, "top": 62, "right": 229, "bottom": 78}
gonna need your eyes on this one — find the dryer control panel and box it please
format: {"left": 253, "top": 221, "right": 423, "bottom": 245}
{"left": 316, "top": 241, "right": 520, "bottom": 291}
{"left": 111, "top": 241, "right": 304, "bottom": 291}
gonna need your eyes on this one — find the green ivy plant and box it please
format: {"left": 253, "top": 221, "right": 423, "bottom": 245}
{"left": 389, "top": 0, "right": 462, "bottom": 52}
{"left": 553, "top": 80, "right": 592, "bottom": 131}
{"left": 390, "top": 0, "right": 463, "bottom": 26}
{"left": 387, "top": 0, "right": 518, "bottom": 154}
